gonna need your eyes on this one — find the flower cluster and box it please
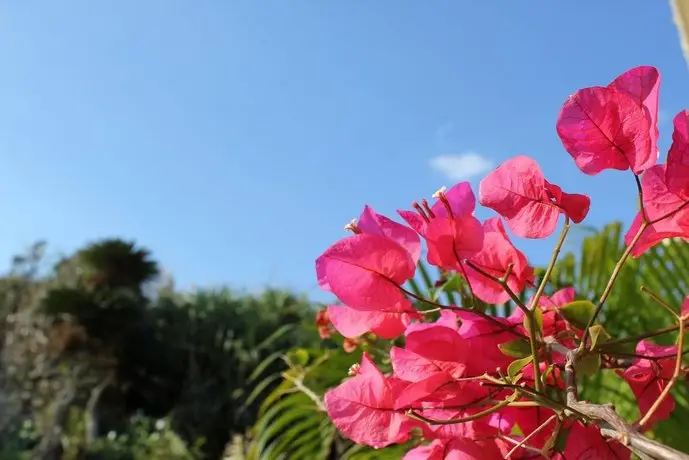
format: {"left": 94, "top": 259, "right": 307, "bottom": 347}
{"left": 315, "top": 66, "right": 689, "bottom": 459}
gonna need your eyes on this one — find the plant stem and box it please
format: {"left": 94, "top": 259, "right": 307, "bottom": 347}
{"left": 504, "top": 414, "right": 557, "bottom": 458}
{"left": 527, "top": 217, "right": 570, "bottom": 393}
{"left": 579, "top": 221, "right": 648, "bottom": 350}
{"left": 640, "top": 286, "right": 679, "bottom": 317}
{"left": 598, "top": 324, "right": 681, "bottom": 348}
{"left": 529, "top": 217, "right": 570, "bottom": 311}
{"left": 405, "top": 392, "right": 518, "bottom": 425}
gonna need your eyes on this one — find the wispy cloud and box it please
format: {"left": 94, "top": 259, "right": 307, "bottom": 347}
{"left": 429, "top": 152, "right": 493, "bottom": 181}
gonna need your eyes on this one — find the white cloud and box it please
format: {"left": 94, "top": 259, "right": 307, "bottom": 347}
{"left": 429, "top": 152, "right": 493, "bottom": 181}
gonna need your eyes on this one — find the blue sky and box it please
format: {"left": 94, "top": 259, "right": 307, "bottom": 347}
{"left": 0, "top": 1, "right": 687, "bottom": 300}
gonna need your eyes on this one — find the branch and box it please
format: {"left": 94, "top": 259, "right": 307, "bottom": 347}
{"left": 399, "top": 284, "right": 526, "bottom": 338}
{"left": 406, "top": 392, "right": 518, "bottom": 425}
{"left": 282, "top": 372, "right": 325, "bottom": 412}
{"left": 564, "top": 348, "right": 689, "bottom": 460}
{"left": 529, "top": 217, "right": 570, "bottom": 311}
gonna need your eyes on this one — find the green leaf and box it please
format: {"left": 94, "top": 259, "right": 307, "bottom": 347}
{"left": 507, "top": 356, "right": 533, "bottom": 379}
{"left": 576, "top": 352, "right": 601, "bottom": 376}
{"left": 559, "top": 300, "right": 596, "bottom": 329}
{"left": 554, "top": 427, "right": 570, "bottom": 452}
{"left": 523, "top": 308, "right": 543, "bottom": 336}
{"left": 498, "top": 339, "right": 532, "bottom": 358}
{"left": 292, "top": 348, "right": 310, "bottom": 366}
{"left": 588, "top": 325, "right": 611, "bottom": 351}
{"left": 442, "top": 274, "right": 462, "bottom": 293}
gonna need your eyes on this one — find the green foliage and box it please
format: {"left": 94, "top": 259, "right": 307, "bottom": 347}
{"left": 60, "top": 414, "right": 202, "bottom": 460}
{"left": 0, "top": 239, "right": 320, "bottom": 460}
{"left": 243, "top": 347, "right": 415, "bottom": 460}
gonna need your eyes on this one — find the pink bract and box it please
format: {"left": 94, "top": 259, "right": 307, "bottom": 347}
{"left": 620, "top": 340, "right": 677, "bottom": 428}
{"left": 666, "top": 110, "right": 689, "bottom": 200}
{"left": 425, "top": 215, "right": 484, "bottom": 271}
{"left": 555, "top": 422, "right": 630, "bottom": 459}
{"left": 556, "top": 85, "right": 653, "bottom": 175}
{"left": 403, "top": 437, "right": 505, "bottom": 460}
{"left": 358, "top": 205, "right": 422, "bottom": 264}
{"left": 609, "top": 65, "right": 661, "bottom": 164}
{"left": 327, "top": 304, "right": 419, "bottom": 339}
{"left": 624, "top": 165, "right": 689, "bottom": 257}
{"left": 315, "top": 233, "right": 416, "bottom": 311}
{"left": 324, "top": 354, "right": 420, "bottom": 448}
{"left": 479, "top": 155, "right": 590, "bottom": 238}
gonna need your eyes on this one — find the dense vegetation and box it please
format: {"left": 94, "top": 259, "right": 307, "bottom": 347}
{"left": 0, "top": 239, "right": 318, "bottom": 459}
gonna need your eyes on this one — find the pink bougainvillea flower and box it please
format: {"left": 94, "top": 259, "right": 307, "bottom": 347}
{"left": 425, "top": 214, "right": 484, "bottom": 271}
{"left": 479, "top": 155, "right": 590, "bottom": 238}
{"left": 619, "top": 340, "right": 677, "bottom": 428}
{"left": 624, "top": 165, "right": 689, "bottom": 257}
{"left": 315, "top": 233, "right": 415, "bottom": 311}
{"left": 665, "top": 110, "right": 689, "bottom": 199}
{"left": 397, "top": 183, "right": 484, "bottom": 271}
{"left": 327, "top": 304, "right": 420, "bottom": 339}
{"left": 682, "top": 296, "right": 689, "bottom": 318}
{"left": 463, "top": 217, "right": 534, "bottom": 304}
{"left": 554, "top": 422, "right": 630, "bottom": 460}
{"left": 357, "top": 205, "right": 422, "bottom": 264}
{"left": 403, "top": 437, "right": 505, "bottom": 460}
{"left": 556, "top": 85, "right": 653, "bottom": 175}
{"left": 398, "top": 182, "right": 477, "bottom": 237}
{"left": 324, "top": 354, "right": 418, "bottom": 448}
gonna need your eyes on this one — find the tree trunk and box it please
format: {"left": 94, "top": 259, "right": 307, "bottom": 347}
{"left": 33, "top": 379, "right": 77, "bottom": 460}
{"left": 84, "top": 372, "right": 114, "bottom": 445}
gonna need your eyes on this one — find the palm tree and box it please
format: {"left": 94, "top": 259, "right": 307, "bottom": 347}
{"left": 37, "top": 239, "right": 160, "bottom": 456}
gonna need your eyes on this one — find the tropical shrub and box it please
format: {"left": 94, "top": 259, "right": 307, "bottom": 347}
{"left": 309, "top": 66, "right": 689, "bottom": 459}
